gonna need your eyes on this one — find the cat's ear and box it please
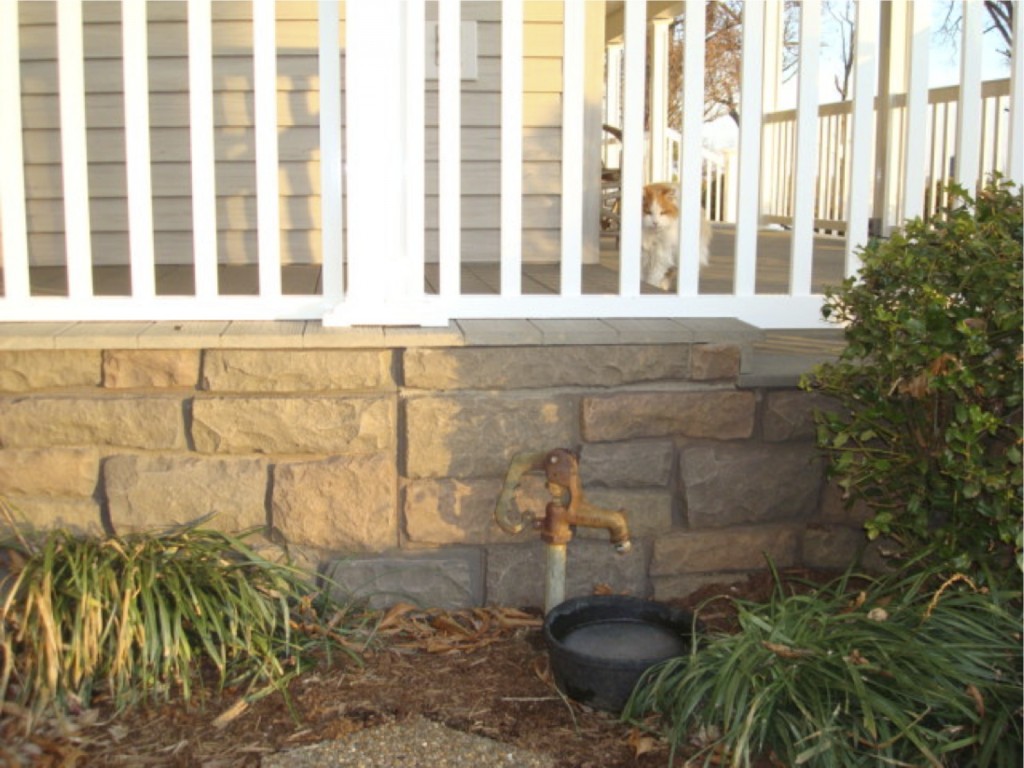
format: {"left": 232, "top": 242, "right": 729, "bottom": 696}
{"left": 664, "top": 185, "right": 678, "bottom": 200}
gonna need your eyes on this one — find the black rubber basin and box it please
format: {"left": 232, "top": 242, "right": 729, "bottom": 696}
{"left": 544, "top": 594, "right": 695, "bottom": 713}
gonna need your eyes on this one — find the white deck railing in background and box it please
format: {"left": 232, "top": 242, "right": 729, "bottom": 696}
{"left": 0, "top": 1, "right": 1020, "bottom": 329}
{"left": 762, "top": 78, "right": 1016, "bottom": 233}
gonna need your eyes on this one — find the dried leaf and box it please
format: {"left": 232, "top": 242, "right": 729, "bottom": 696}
{"left": 762, "top": 641, "right": 814, "bottom": 659}
{"left": 626, "top": 728, "right": 658, "bottom": 757}
{"left": 376, "top": 602, "right": 418, "bottom": 631}
{"left": 212, "top": 699, "right": 249, "bottom": 729}
{"left": 966, "top": 684, "right": 985, "bottom": 718}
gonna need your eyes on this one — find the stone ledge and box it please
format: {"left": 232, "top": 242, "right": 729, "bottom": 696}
{"left": 0, "top": 318, "right": 762, "bottom": 351}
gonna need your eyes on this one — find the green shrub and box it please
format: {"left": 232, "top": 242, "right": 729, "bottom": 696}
{"left": 803, "top": 178, "right": 1023, "bottom": 571}
{"left": 0, "top": 505, "right": 367, "bottom": 719}
{"left": 625, "top": 563, "right": 1023, "bottom": 767}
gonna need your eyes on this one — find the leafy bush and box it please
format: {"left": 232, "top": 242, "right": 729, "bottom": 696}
{"left": 0, "top": 504, "right": 367, "bottom": 719}
{"left": 625, "top": 563, "right": 1023, "bottom": 767}
{"left": 803, "top": 178, "right": 1023, "bottom": 570}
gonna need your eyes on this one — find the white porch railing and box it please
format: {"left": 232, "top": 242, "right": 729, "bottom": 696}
{"left": 761, "top": 78, "right": 1016, "bottom": 233}
{"left": 0, "top": 1, "right": 1021, "bottom": 329}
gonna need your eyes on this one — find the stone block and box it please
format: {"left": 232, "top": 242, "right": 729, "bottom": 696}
{"left": 202, "top": 349, "right": 396, "bottom": 393}
{"left": 273, "top": 454, "right": 398, "bottom": 551}
{"left": 0, "top": 448, "right": 98, "bottom": 497}
{"left": 403, "top": 477, "right": 520, "bottom": 546}
{"left": 651, "top": 525, "right": 800, "bottom": 576}
{"left": 191, "top": 395, "right": 395, "bottom": 455}
{"left": 103, "top": 350, "right": 200, "bottom": 389}
{"left": 582, "top": 391, "right": 755, "bottom": 442}
{"left": 0, "top": 350, "right": 101, "bottom": 392}
{"left": 104, "top": 454, "right": 268, "bottom": 533}
{"left": 680, "top": 441, "right": 823, "bottom": 527}
{"left": 404, "top": 393, "right": 576, "bottom": 479}
{"left": 801, "top": 524, "right": 870, "bottom": 570}
{"left": 322, "top": 548, "right": 483, "bottom": 609}
{"left": 691, "top": 344, "right": 741, "bottom": 381}
{"left": 403, "top": 345, "right": 690, "bottom": 390}
{"left": 0, "top": 396, "right": 186, "bottom": 450}
{"left": 762, "top": 390, "right": 837, "bottom": 442}
{"left": 578, "top": 488, "right": 674, "bottom": 539}
{"left": 485, "top": 540, "right": 651, "bottom": 609}
{"left": 4, "top": 496, "right": 103, "bottom": 536}
{"left": 579, "top": 440, "right": 674, "bottom": 488}
{"left": 818, "top": 481, "right": 873, "bottom": 526}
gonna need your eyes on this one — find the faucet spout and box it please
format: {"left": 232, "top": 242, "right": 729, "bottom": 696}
{"left": 574, "top": 501, "right": 632, "bottom": 553}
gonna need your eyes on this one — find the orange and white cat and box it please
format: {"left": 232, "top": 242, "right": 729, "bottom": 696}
{"left": 641, "top": 182, "right": 711, "bottom": 290}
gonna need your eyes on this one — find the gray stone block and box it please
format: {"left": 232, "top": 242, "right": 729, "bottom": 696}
{"left": 322, "top": 548, "right": 484, "bottom": 609}
{"left": 680, "top": 440, "right": 823, "bottom": 527}
{"left": 582, "top": 391, "right": 755, "bottom": 442}
{"left": 579, "top": 440, "right": 674, "bottom": 488}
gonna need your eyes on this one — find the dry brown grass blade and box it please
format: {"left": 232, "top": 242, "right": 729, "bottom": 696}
{"left": 211, "top": 699, "right": 249, "bottom": 730}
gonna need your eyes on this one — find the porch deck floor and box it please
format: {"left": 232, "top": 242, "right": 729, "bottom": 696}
{"left": 4, "top": 225, "right": 849, "bottom": 298}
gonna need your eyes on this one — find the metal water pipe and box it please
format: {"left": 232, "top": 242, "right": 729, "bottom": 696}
{"left": 495, "top": 448, "right": 631, "bottom": 614}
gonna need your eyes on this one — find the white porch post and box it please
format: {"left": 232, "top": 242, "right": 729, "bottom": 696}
{"left": 604, "top": 43, "right": 623, "bottom": 129}
{"left": 324, "top": 0, "right": 443, "bottom": 326}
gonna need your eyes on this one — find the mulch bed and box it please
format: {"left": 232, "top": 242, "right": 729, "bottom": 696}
{"left": 0, "top": 568, "right": 843, "bottom": 768}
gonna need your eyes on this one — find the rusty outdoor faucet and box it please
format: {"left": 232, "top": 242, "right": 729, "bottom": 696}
{"left": 495, "top": 448, "right": 631, "bottom": 613}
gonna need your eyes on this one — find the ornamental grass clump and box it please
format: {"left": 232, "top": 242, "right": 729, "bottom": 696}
{"left": 625, "top": 563, "right": 1023, "bottom": 767}
{"left": 0, "top": 503, "right": 366, "bottom": 720}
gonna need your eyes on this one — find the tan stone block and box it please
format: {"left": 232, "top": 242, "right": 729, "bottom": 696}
{"left": 0, "top": 350, "right": 100, "bottom": 392}
{"left": 104, "top": 454, "right": 268, "bottom": 534}
{"left": 763, "top": 390, "right": 838, "bottom": 442}
{"left": 404, "top": 394, "right": 576, "bottom": 479}
{"left": 202, "top": 349, "right": 396, "bottom": 393}
{"left": 403, "top": 345, "right": 690, "bottom": 390}
{"left": 403, "top": 477, "right": 517, "bottom": 545}
{"left": 272, "top": 454, "right": 397, "bottom": 551}
{"left": 691, "top": 344, "right": 741, "bottom": 381}
{"left": 103, "top": 350, "right": 200, "bottom": 389}
{"left": 582, "top": 391, "right": 755, "bottom": 442}
{"left": 0, "top": 448, "right": 98, "bottom": 497}
{"left": 190, "top": 396, "right": 395, "bottom": 455}
{"left": 0, "top": 396, "right": 186, "bottom": 450}
{"left": 4, "top": 496, "right": 103, "bottom": 536}
{"left": 651, "top": 525, "right": 799, "bottom": 575}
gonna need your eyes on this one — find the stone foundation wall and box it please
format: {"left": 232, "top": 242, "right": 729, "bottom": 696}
{"left": 0, "top": 341, "right": 865, "bottom": 609}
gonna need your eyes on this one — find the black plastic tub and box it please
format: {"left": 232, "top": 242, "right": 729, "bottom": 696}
{"left": 544, "top": 594, "right": 696, "bottom": 713}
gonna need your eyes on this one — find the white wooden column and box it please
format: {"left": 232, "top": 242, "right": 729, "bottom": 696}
{"left": 324, "top": 0, "right": 442, "bottom": 325}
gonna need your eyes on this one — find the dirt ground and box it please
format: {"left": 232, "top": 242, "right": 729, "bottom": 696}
{"left": 0, "top": 570, "right": 834, "bottom": 768}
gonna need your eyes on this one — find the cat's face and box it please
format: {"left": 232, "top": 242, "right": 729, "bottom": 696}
{"left": 642, "top": 183, "right": 678, "bottom": 231}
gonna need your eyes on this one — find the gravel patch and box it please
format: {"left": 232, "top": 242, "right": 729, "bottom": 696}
{"left": 261, "top": 716, "right": 557, "bottom": 768}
